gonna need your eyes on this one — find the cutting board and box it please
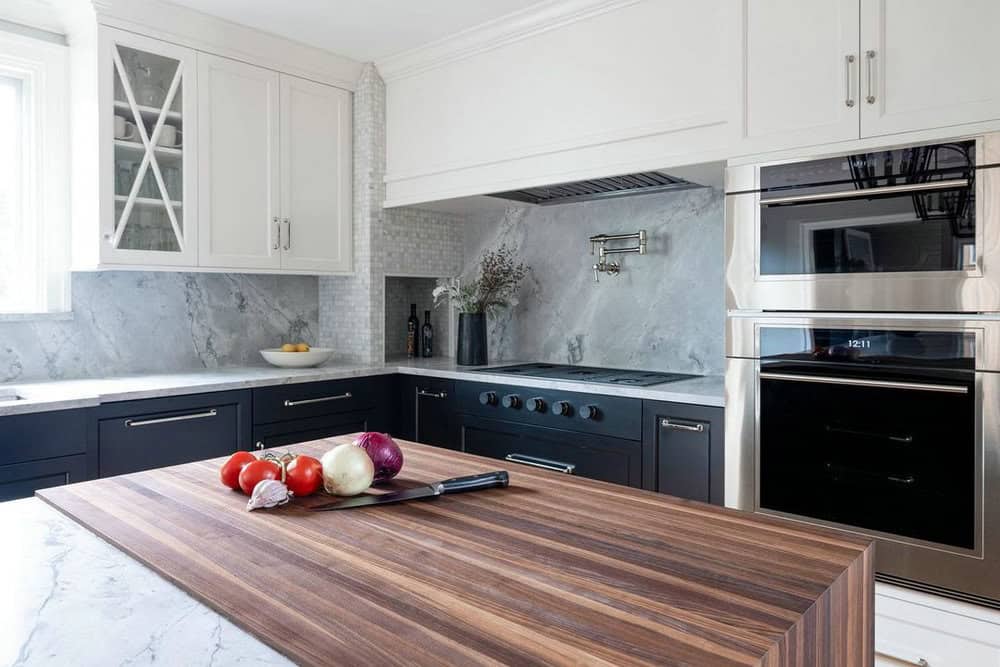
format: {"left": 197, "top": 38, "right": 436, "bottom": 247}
{"left": 38, "top": 436, "right": 874, "bottom": 666}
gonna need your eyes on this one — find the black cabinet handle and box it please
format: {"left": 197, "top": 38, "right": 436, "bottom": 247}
{"left": 504, "top": 453, "right": 575, "bottom": 474}
{"left": 661, "top": 419, "right": 704, "bottom": 433}
{"left": 284, "top": 392, "right": 352, "bottom": 407}
{"left": 126, "top": 409, "right": 218, "bottom": 427}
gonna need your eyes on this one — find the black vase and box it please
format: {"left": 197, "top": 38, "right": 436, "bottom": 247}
{"left": 457, "top": 312, "right": 487, "bottom": 366}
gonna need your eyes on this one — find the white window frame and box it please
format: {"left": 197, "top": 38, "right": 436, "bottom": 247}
{"left": 0, "top": 28, "right": 70, "bottom": 315}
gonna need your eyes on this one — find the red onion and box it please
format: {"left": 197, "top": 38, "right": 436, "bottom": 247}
{"left": 353, "top": 432, "right": 403, "bottom": 483}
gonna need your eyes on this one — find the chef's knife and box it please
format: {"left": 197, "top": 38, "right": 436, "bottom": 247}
{"left": 309, "top": 470, "right": 509, "bottom": 510}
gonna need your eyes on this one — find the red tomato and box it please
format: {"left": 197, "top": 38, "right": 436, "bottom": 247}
{"left": 285, "top": 455, "right": 323, "bottom": 497}
{"left": 220, "top": 451, "right": 257, "bottom": 490}
{"left": 238, "top": 459, "right": 281, "bottom": 495}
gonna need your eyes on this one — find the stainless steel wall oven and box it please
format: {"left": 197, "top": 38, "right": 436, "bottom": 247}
{"left": 725, "top": 315, "right": 1000, "bottom": 605}
{"left": 725, "top": 133, "right": 1000, "bottom": 312}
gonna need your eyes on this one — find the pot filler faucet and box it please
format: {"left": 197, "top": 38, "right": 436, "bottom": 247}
{"left": 590, "top": 230, "right": 646, "bottom": 282}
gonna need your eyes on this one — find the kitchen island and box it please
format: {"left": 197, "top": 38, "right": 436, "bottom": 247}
{"left": 34, "top": 437, "right": 874, "bottom": 666}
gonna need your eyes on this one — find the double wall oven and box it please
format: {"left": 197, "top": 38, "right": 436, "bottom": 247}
{"left": 725, "top": 133, "right": 1000, "bottom": 606}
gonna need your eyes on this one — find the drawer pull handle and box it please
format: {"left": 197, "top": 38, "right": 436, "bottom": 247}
{"left": 875, "top": 651, "right": 929, "bottom": 667}
{"left": 416, "top": 389, "right": 448, "bottom": 399}
{"left": 504, "top": 454, "right": 575, "bottom": 474}
{"left": 126, "top": 409, "right": 218, "bottom": 427}
{"left": 661, "top": 419, "right": 704, "bottom": 433}
{"left": 284, "top": 392, "right": 352, "bottom": 407}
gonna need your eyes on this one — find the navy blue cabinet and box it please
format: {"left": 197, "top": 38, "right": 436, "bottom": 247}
{"left": 251, "top": 376, "right": 393, "bottom": 450}
{"left": 0, "top": 409, "right": 90, "bottom": 500}
{"left": 94, "top": 390, "right": 252, "bottom": 477}
{"left": 395, "top": 375, "right": 458, "bottom": 450}
{"left": 642, "top": 400, "right": 724, "bottom": 504}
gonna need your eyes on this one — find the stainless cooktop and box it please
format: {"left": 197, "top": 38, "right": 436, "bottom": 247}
{"left": 472, "top": 363, "right": 699, "bottom": 387}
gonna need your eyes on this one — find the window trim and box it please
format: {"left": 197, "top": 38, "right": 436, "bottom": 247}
{"left": 0, "top": 29, "right": 70, "bottom": 315}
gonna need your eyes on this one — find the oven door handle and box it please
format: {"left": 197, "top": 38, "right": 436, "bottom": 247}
{"left": 504, "top": 454, "right": 576, "bottom": 474}
{"left": 760, "top": 178, "right": 970, "bottom": 206}
{"left": 759, "top": 372, "right": 968, "bottom": 394}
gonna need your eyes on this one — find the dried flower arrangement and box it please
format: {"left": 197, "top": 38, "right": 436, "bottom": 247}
{"left": 433, "top": 243, "right": 528, "bottom": 315}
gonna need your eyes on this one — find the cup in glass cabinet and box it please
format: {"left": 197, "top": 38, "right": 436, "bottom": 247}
{"left": 113, "top": 115, "right": 138, "bottom": 141}
{"left": 156, "top": 125, "right": 182, "bottom": 148}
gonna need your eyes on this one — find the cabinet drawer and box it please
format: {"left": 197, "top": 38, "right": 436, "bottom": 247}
{"left": 96, "top": 391, "right": 250, "bottom": 477}
{"left": 252, "top": 410, "right": 379, "bottom": 450}
{"left": 460, "top": 415, "right": 642, "bottom": 488}
{"left": 253, "top": 377, "right": 385, "bottom": 425}
{"left": 0, "top": 454, "right": 88, "bottom": 502}
{"left": 0, "top": 409, "right": 87, "bottom": 466}
{"left": 875, "top": 583, "right": 1000, "bottom": 666}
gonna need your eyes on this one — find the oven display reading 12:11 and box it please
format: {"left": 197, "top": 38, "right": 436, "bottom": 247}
{"left": 846, "top": 339, "right": 872, "bottom": 349}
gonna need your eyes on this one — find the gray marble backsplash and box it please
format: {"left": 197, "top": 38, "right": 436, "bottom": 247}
{"left": 463, "top": 187, "right": 725, "bottom": 375}
{"left": 0, "top": 272, "right": 318, "bottom": 383}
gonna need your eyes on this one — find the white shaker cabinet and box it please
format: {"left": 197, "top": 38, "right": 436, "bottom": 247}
{"left": 198, "top": 55, "right": 352, "bottom": 273}
{"left": 99, "top": 27, "right": 199, "bottom": 267}
{"left": 197, "top": 55, "right": 281, "bottom": 270}
{"left": 278, "top": 75, "right": 352, "bottom": 273}
{"left": 739, "top": 0, "right": 860, "bottom": 154}
{"left": 859, "top": 0, "right": 1000, "bottom": 138}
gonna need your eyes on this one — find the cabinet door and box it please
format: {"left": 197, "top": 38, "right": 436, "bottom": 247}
{"left": 101, "top": 27, "right": 198, "bottom": 266}
{"left": 642, "top": 401, "right": 724, "bottom": 504}
{"left": 198, "top": 54, "right": 281, "bottom": 269}
{"left": 0, "top": 455, "right": 88, "bottom": 502}
{"left": 252, "top": 410, "right": 378, "bottom": 450}
{"left": 740, "top": 0, "right": 860, "bottom": 154}
{"left": 861, "top": 0, "right": 1000, "bottom": 137}
{"left": 413, "top": 378, "right": 458, "bottom": 450}
{"left": 279, "top": 75, "right": 352, "bottom": 273}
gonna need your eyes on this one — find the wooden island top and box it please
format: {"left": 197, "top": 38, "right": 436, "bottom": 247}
{"left": 38, "top": 437, "right": 873, "bottom": 666}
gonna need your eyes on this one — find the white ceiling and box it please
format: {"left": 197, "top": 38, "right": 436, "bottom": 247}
{"left": 164, "top": 0, "right": 545, "bottom": 62}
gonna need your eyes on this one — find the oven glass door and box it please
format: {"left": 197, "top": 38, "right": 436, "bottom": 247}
{"left": 758, "top": 140, "right": 978, "bottom": 276}
{"left": 757, "top": 327, "right": 977, "bottom": 550}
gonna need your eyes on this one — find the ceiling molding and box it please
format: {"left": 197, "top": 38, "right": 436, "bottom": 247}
{"left": 376, "top": 0, "right": 643, "bottom": 82}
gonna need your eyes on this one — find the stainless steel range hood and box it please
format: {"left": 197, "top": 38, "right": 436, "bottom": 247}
{"left": 487, "top": 171, "right": 700, "bottom": 206}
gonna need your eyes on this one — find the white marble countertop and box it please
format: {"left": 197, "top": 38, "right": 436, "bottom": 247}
{"left": 5, "top": 497, "right": 292, "bottom": 666}
{"left": 0, "top": 358, "right": 724, "bottom": 417}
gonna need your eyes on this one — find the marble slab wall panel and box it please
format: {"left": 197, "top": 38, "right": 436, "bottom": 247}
{"left": 0, "top": 272, "right": 318, "bottom": 383}
{"left": 462, "top": 187, "right": 726, "bottom": 375}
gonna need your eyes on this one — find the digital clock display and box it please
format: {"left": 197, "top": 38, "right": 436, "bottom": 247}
{"left": 759, "top": 328, "right": 974, "bottom": 368}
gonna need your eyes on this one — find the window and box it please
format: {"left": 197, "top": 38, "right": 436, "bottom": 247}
{"left": 0, "top": 30, "right": 69, "bottom": 314}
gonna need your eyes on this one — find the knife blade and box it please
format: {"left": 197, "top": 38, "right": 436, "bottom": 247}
{"left": 308, "top": 470, "right": 509, "bottom": 511}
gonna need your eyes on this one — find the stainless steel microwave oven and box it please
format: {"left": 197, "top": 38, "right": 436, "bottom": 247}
{"left": 725, "top": 134, "right": 1000, "bottom": 313}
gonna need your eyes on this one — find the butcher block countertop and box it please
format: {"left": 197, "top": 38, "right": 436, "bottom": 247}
{"left": 38, "top": 438, "right": 874, "bottom": 666}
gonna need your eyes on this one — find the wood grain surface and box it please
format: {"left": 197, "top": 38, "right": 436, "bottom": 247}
{"left": 38, "top": 437, "right": 874, "bottom": 666}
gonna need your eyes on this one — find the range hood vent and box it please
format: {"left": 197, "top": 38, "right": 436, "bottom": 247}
{"left": 487, "top": 171, "right": 699, "bottom": 206}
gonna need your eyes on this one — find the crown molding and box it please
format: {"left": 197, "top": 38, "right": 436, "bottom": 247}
{"left": 376, "top": 0, "right": 643, "bottom": 82}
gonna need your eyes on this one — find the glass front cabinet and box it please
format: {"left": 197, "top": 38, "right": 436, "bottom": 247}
{"left": 100, "top": 28, "right": 198, "bottom": 266}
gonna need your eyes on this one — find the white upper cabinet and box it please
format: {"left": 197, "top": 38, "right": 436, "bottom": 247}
{"left": 740, "top": 0, "right": 860, "bottom": 153}
{"left": 859, "top": 0, "right": 1000, "bottom": 137}
{"left": 198, "top": 55, "right": 281, "bottom": 270}
{"left": 100, "top": 28, "right": 198, "bottom": 267}
{"left": 279, "top": 75, "right": 352, "bottom": 273}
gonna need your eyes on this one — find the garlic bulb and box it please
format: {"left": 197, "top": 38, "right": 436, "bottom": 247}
{"left": 246, "top": 479, "right": 290, "bottom": 511}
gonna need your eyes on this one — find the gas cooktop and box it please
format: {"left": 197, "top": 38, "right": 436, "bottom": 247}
{"left": 472, "top": 363, "right": 699, "bottom": 387}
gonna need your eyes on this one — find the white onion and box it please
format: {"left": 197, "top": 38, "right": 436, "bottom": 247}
{"left": 321, "top": 444, "right": 375, "bottom": 496}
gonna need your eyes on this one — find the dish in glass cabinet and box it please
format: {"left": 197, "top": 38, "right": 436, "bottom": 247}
{"left": 260, "top": 348, "right": 334, "bottom": 368}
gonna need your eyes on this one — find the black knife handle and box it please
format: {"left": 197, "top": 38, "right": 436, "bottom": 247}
{"left": 439, "top": 471, "right": 509, "bottom": 494}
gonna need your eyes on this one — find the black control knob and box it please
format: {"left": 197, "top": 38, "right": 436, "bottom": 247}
{"left": 579, "top": 404, "right": 599, "bottom": 420}
{"left": 554, "top": 401, "right": 571, "bottom": 416}
{"left": 526, "top": 397, "right": 546, "bottom": 413}
{"left": 478, "top": 391, "right": 497, "bottom": 406}
{"left": 501, "top": 394, "right": 521, "bottom": 409}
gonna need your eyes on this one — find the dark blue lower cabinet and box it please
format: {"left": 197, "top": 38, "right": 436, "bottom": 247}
{"left": 642, "top": 400, "right": 724, "bottom": 505}
{"left": 252, "top": 408, "right": 383, "bottom": 450}
{"left": 94, "top": 390, "right": 252, "bottom": 478}
{"left": 0, "top": 408, "right": 90, "bottom": 500}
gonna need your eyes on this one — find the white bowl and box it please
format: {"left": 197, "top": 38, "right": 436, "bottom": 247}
{"left": 260, "top": 347, "right": 334, "bottom": 368}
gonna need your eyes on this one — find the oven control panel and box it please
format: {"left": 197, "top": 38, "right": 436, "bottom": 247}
{"left": 457, "top": 381, "right": 641, "bottom": 441}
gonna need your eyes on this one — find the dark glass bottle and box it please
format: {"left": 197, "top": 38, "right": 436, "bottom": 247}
{"left": 406, "top": 304, "right": 419, "bottom": 359}
{"left": 421, "top": 310, "right": 433, "bottom": 358}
